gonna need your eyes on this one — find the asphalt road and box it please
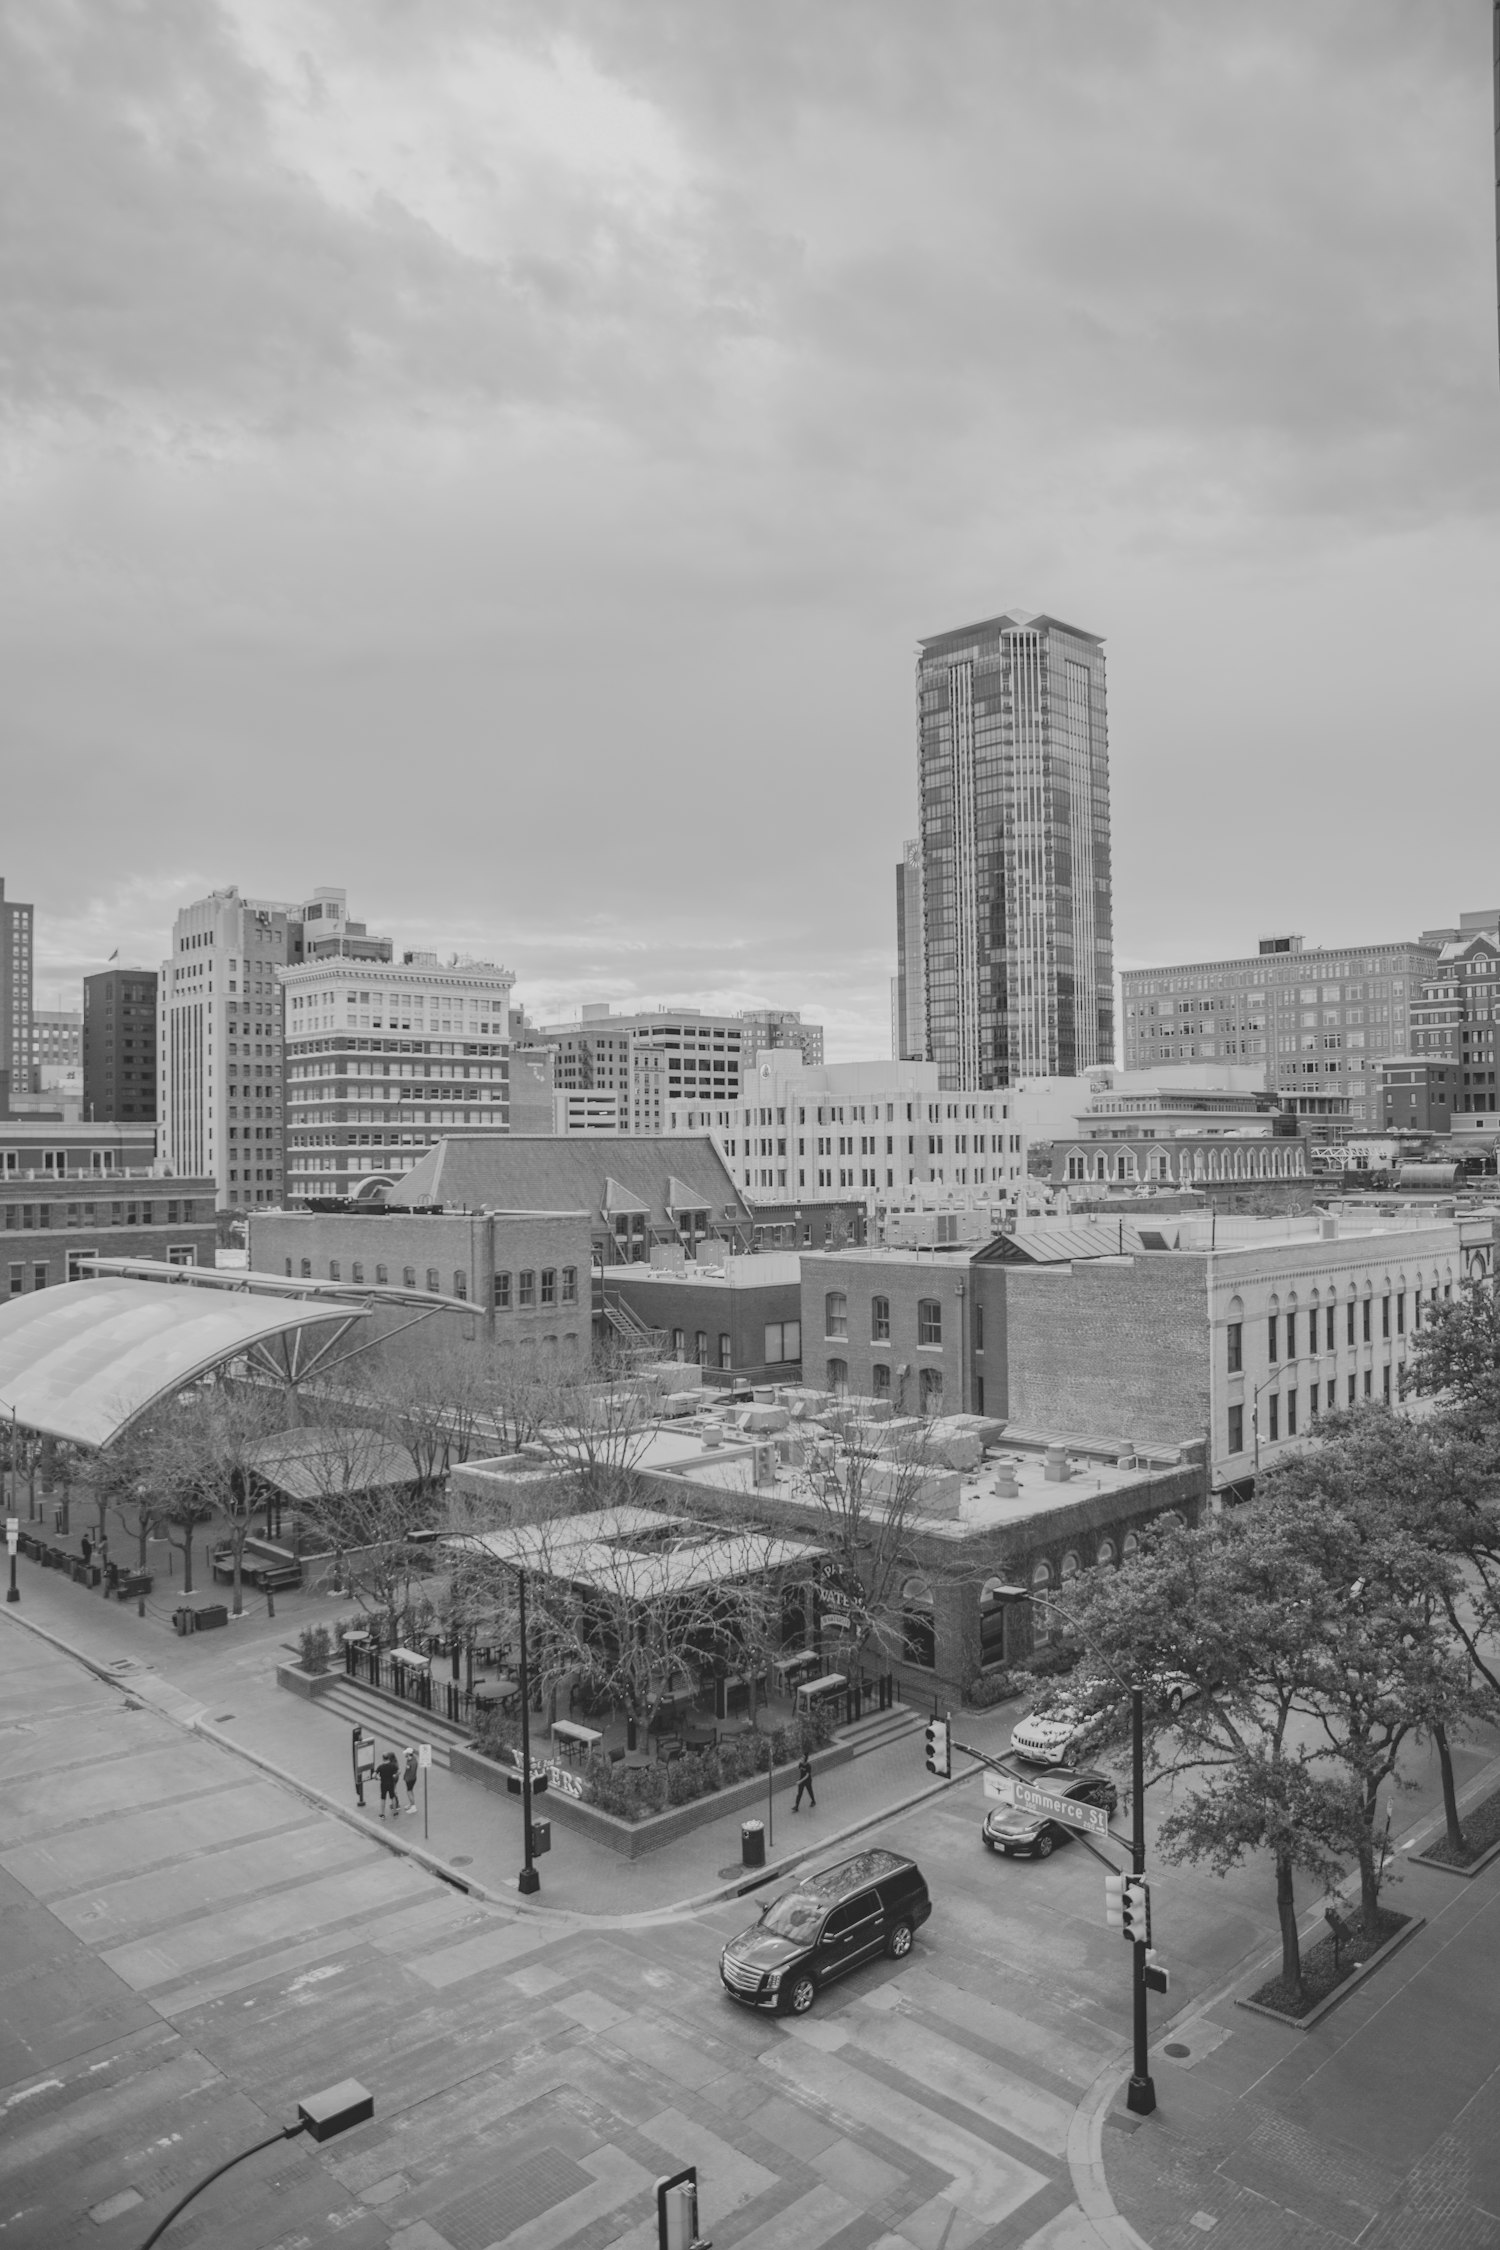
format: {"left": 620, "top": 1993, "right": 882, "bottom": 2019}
{"left": 5, "top": 1605, "right": 1498, "bottom": 2250}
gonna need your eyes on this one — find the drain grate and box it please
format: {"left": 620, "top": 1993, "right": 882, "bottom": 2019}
{"left": 432, "top": 2148, "right": 590, "bottom": 2249}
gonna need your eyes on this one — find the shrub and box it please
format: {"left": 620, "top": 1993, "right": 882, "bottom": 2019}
{"left": 1023, "top": 1642, "right": 1082, "bottom": 1681}
{"left": 471, "top": 1706, "right": 523, "bottom": 1762}
{"left": 964, "top": 1670, "right": 1023, "bottom": 1708}
{"left": 297, "top": 1624, "right": 332, "bottom": 1676}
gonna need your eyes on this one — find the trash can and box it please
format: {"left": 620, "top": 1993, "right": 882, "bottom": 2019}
{"left": 174, "top": 1606, "right": 196, "bottom": 1637}
{"left": 194, "top": 1603, "right": 229, "bottom": 1631}
{"left": 529, "top": 1818, "right": 552, "bottom": 1858}
{"left": 741, "top": 1818, "right": 766, "bottom": 1870}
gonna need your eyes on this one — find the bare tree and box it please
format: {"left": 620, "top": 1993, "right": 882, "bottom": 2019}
{"left": 795, "top": 1422, "right": 945, "bottom": 1684}
{"left": 143, "top": 1380, "right": 299, "bottom": 1616}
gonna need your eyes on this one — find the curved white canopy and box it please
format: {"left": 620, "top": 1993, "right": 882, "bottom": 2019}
{"left": 0, "top": 1279, "right": 365, "bottom": 1450}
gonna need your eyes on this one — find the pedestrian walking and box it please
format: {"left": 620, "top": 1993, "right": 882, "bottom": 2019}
{"left": 792, "top": 1749, "right": 816, "bottom": 1812}
{"left": 376, "top": 1748, "right": 400, "bottom": 1818}
{"left": 403, "top": 1746, "right": 419, "bottom": 1810}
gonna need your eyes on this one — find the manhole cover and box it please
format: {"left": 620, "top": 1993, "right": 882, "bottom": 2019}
{"left": 451, "top": 1855, "right": 473, "bottom": 1867}
{"left": 1164, "top": 2041, "right": 1191, "bottom": 2057}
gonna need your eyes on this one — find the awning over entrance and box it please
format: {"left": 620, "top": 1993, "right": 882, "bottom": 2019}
{"left": 0, "top": 1278, "right": 367, "bottom": 1450}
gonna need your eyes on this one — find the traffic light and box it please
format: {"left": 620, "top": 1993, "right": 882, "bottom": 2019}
{"left": 1122, "top": 1877, "right": 1151, "bottom": 1945}
{"left": 1104, "top": 1872, "right": 1126, "bottom": 1932}
{"left": 924, "top": 1716, "right": 951, "bottom": 1778}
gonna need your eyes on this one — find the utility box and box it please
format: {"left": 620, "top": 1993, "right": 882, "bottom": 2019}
{"left": 529, "top": 1818, "right": 552, "bottom": 1857}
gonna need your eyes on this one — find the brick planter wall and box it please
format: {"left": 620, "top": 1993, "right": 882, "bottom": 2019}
{"left": 275, "top": 1663, "right": 343, "bottom": 1701}
{"left": 449, "top": 1738, "right": 854, "bottom": 1861}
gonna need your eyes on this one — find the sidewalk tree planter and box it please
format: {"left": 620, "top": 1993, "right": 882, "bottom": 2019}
{"left": 1239, "top": 1907, "right": 1418, "bottom": 2027}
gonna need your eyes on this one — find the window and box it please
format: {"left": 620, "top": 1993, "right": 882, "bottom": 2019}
{"left": 453, "top": 1270, "right": 467, "bottom": 1300}
{"left": 918, "top": 1299, "right": 942, "bottom": 1346}
{"left": 978, "top": 1578, "right": 1011, "bottom": 1668}
{"left": 1326, "top": 1304, "right": 1335, "bottom": 1352}
{"left": 32, "top": 1264, "right": 47, "bottom": 1290}
{"left": 871, "top": 1361, "right": 891, "bottom": 1398}
{"left": 375, "top": 1264, "right": 388, "bottom": 1286}
{"left": 284, "top": 1257, "right": 293, "bottom": 1277}
{"left": 329, "top": 1260, "right": 341, "bottom": 1282}
{"left": 1228, "top": 1403, "right": 1244, "bottom": 1454}
{"left": 494, "top": 1271, "right": 511, "bottom": 1309}
{"left": 1396, "top": 1290, "right": 1405, "bottom": 1335}
{"left": 1348, "top": 1299, "right": 1356, "bottom": 1346}
{"left": 672, "top": 1327, "right": 685, "bottom": 1359}
{"left": 1309, "top": 1382, "right": 1320, "bottom": 1417}
{"left": 300, "top": 1258, "right": 312, "bottom": 1278}
{"left": 1383, "top": 1366, "right": 1392, "bottom": 1402}
{"left": 561, "top": 1266, "right": 577, "bottom": 1304}
{"left": 974, "top": 1301, "right": 984, "bottom": 1352}
{"left": 1364, "top": 1368, "right": 1373, "bottom": 1398}
{"left": 166, "top": 1245, "right": 194, "bottom": 1269}
{"left": 404, "top": 1265, "right": 417, "bottom": 1289}
{"left": 519, "top": 1270, "right": 535, "bottom": 1307}
{"left": 1363, "top": 1296, "right": 1372, "bottom": 1343}
{"left": 919, "top": 1366, "right": 943, "bottom": 1413}
{"left": 352, "top": 1262, "right": 365, "bottom": 1285}
{"left": 1285, "top": 1311, "right": 1296, "bottom": 1359}
{"left": 900, "top": 1576, "right": 936, "bottom": 1668}
{"left": 719, "top": 1333, "right": 732, "bottom": 1370}
{"left": 7, "top": 1265, "right": 21, "bottom": 1296}
{"left": 1267, "top": 1314, "right": 1278, "bottom": 1362}
{"left": 1226, "top": 1322, "right": 1242, "bottom": 1374}
{"left": 1348, "top": 1373, "right": 1357, "bottom": 1406}
{"left": 763, "top": 1319, "right": 801, "bottom": 1364}
{"left": 426, "top": 1267, "right": 440, "bottom": 1292}
{"left": 1268, "top": 1394, "right": 1279, "bottom": 1441}
{"left": 826, "top": 1356, "right": 848, "bottom": 1394}
{"left": 1381, "top": 1294, "right": 1390, "bottom": 1339}
{"left": 540, "top": 1268, "right": 556, "bottom": 1306}
{"left": 825, "top": 1290, "right": 847, "bottom": 1338}
{"left": 871, "top": 1294, "right": 890, "bottom": 1341}
{"left": 1286, "top": 1390, "right": 1297, "bottom": 1436}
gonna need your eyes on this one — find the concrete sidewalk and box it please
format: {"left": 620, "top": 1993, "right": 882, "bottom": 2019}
{"left": 5, "top": 1547, "right": 1011, "bottom": 1919}
{"left": 1098, "top": 1767, "right": 1500, "bottom": 2249}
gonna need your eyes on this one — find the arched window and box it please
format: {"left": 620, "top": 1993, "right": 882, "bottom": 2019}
{"left": 1060, "top": 1550, "right": 1080, "bottom": 1581}
{"left": 901, "top": 1576, "right": 936, "bottom": 1669}
{"left": 1030, "top": 1559, "right": 1053, "bottom": 1642}
{"left": 1096, "top": 1537, "right": 1116, "bottom": 1569}
{"left": 1094, "top": 1153, "right": 1108, "bottom": 1180}
{"left": 1122, "top": 1531, "right": 1139, "bottom": 1560}
{"left": 918, "top": 1298, "right": 942, "bottom": 1346}
{"left": 1068, "top": 1151, "right": 1086, "bottom": 1181}
{"left": 825, "top": 1291, "right": 848, "bottom": 1339}
{"left": 978, "top": 1577, "right": 1012, "bottom": 1669}
{"left": 871, "top": 1361, "right": 891, "bottom": 1398}
{"left": 919, "top": 1366, "right": 944, "bottom": 1414}
{"left": 871, "top": 1295, "right": 890, "bottom": 1341}
{"left": 826, "top": 1357, "right": 848, "bottom": 1395}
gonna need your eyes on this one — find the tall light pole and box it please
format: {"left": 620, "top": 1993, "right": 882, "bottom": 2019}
{"left": 137, "top": 2081, "right": 372, "bottom": 2248}
{"left": 993, "top": 1583, "right": 1155, "bottom": 2117}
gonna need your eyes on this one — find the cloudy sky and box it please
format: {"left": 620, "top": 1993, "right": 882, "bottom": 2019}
{"left": 5, "top": 0, "right": 1498, "bottom": 1052}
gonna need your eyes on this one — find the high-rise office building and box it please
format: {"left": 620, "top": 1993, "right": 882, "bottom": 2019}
{"left": 281, "top": 943, "right": 514, "bottom": 1204}
{"left": 32, "top": 1010, "right": 83, "bottom": 1088}
{"left": 1, "top": 878, "right": 35, "bottom": 1103}
{"left": 159, "top": 883, "right": 380, "bottom": 1211}
{"left": 893, "top": 838, "right": 926, "bottom": 1060}
{"left": 83, "top": 970, "right": 158, "bottom": 1121}
{"left": 916, "top": 609, "right": 1113, "bottom": 1088}
{"left": 536, "top": 1004, "right": 822, "bottom": 1127}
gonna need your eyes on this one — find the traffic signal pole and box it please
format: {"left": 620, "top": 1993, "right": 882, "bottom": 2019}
{"left": 1127, "top": 1684, "right": 1156, "bottom": 2117}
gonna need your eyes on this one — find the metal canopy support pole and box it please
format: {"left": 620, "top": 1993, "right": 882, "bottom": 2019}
{"left": 517, "top": 1566, "right": 539, "bottom": 1895}
{"left": 1126, "top": 1683, "right": 1156, "bottom": 2117}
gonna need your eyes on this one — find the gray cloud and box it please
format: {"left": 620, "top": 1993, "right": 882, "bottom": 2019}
{"left": 4, "top": 0, "right": 1498, "bottom": 1053}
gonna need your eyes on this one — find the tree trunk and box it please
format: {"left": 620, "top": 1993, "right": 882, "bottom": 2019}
{"left": 1435, "top": 1723, "right": 1466, "bottom": 1857}
{"left": 182, "top": 1534, "right": 194, "bottom": 1596}
{"left": 1355, "top": 1832, "right": 1380, "bottom": 1936}
{"left": 232, "top": 1537, "right": 244, "bottom": 1617}
{"left": 1275, "top": 1846, "right": 1303, "bottom": 1993}
{"left": 138, "top": 1522, "right": 149, "bottom": 1570}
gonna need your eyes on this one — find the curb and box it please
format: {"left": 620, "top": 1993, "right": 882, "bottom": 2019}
{"left": 1412, "top": 1822, "right": 1500, "bottom": 1882}
{"left": 1065, "top": 2053, "right": 1155, "bottom": 2250}
{"left": 667, "top": 1760, "right": 982, "bottom": 1913}
{"left": 3, "top": 1603, "right": 987, "bottom": 1927}
{"left": 1233, "top": 1915, "right": 1427, "bottom": 2031}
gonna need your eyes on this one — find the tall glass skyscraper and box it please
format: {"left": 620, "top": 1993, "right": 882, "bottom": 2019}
{"left": 917, "top": 608, "right": 1113, "bottom": 1088}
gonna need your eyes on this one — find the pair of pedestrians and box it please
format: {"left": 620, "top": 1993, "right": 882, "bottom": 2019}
{"left": 375, "top": 1746, "right": 420, "bottom": 1818}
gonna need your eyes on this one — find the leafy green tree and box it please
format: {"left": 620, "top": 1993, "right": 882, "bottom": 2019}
{"left": 1406, "top": 1274, "right": 1500, "bottom": 1430}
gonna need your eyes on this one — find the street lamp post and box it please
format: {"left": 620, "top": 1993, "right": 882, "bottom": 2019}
{"left": 6, "top": 1514, "right": 18, "bottom": 1605}
{"left": 995, "top": 1584, "right": 1155, "bottom": 2118}
{"left": 136, "top": 2080, "right": 373, "bottom": 2249}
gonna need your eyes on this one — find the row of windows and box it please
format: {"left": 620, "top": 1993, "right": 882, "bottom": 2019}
{"left": 3, "top": 1199, "right": 199, "bottom": 1228}
{"left": 825, "top": 1291, "right": 945, "bottom": 1346}
{"left": 1226, "top": 1281, "right": 1453, "bottom": 1368}
{"left": 825, "top": 1359, "right": 945, "bottom": 1410}
{"left": 284, "top": 1259, "right": 579, "bottom": 1306}
{"left": 1227, "top": 1369, "right": 1394, "bottom": 1451}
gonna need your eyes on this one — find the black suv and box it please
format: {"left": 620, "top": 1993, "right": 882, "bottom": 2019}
{"left": 719, "top": 1848, "right": 931, "bottom": 2016}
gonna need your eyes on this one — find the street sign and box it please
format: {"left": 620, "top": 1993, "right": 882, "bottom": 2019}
{"left": 983, "top": 1770, "right": 1015, "bottom": 1803}
{"left": 1144, "top": 1949, "right": 1170, "bottom": 1994}
{"left": 417, "top": 1743, "right": 433, "bottom": 1771}
{"left": 1014, "top": 1779, "right": 1109, "bottom": 1835}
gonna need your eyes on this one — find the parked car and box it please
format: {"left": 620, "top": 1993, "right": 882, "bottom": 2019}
{"left": 982, "top": 1767, "right": 1118, "bottom": 1858}
{"left": 1010, "top": 1671, "right": 1201, "bottom": 1766}
{"left": 719, "top": 1848, "right": 931, "bottom": 2015}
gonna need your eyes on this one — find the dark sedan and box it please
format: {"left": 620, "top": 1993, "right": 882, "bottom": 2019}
{"left": 982, "top": 1767, "right": 1118, "bottom": 1859}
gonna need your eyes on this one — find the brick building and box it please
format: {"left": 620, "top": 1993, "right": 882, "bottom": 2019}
{"left": 248, "top": 1206, "right": 595, "bottom": 1370}
{"left": 83, "top": 969, "right": 159, "bottom": 1122}
{"left": 3, "top": 1143, "right": 216, "bottom": 1297}
{"left": 800, "top": 1249, "right": 978, "bottom": 1417}
{"left": 603, "top": 1253, "right": 803, "bottom": 1385}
